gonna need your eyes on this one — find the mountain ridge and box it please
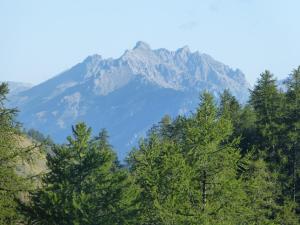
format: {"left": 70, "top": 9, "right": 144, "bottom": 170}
{"left": 9, "top": 41, "right": 251, "bottom": 159}
{"left": 1, "top": 81, "right": 33, "bottom": 97}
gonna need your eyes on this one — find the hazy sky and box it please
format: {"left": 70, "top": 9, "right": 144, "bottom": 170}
{"left": 1, "top": 0, "right": 299, "bottom": 85}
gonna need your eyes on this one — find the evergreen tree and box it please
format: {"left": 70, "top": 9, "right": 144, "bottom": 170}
{"left": 183, "top": 92, "right": 247, "bottom": 224}
{"left": 158, "top": 114, "right": 173, "bottom": 139}
{"left": 129, "top": 134, "right": 197, "bottom": 225}
{"left": 249, "top": 70, "right": 284, "bottom": 166}
{"left": 219, "top": 89, "right": 241, "bottom": 122}
{"left": 235, "top": 105, "right": 257, "bottom": 155}
{"left": 241, "top": 158, "right": 282, "bottom": 224}
{"left": 0, "top": 83, "right": 33, "bottom": 224}
{"left": 249, "top": 70, "right": 299, "bottom": 222}
{"left": 25, "top": 123, "right": 139, "bottom": 225}
{"left": 284, "top": 66, "right": 300, "bottom": 215}
{"left": 218, "top": 89, "right": 244, "bottom": 148}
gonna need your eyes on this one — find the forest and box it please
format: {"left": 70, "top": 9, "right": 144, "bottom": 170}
{"left": 1, "top": 67, "right": 300, "bottom": 225}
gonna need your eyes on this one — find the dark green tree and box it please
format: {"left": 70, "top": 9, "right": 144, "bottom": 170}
{"left": 241, "top": 157, "right": 283, "bottom": 224}
{"left": 183, "top": 92, "right": 247, "bottom": 224}
{"left": 284, "top": 66, "right": 300, "bottom": 215}
{"left": 250, "top": 70, "right": 285, "bottom": 167}
{"left": 0, "top": 83, "right": 33, "bottom": 224}
{"left": 248, "top": 69, "right": 299, "bottom": 222}
{"left": 235, "top": 105, "right": 257, "bottom": 155}
{"left": 129, "top": 134, "right": 197, "bottom": 225}
{"left": 219, "top": 89, "right": 241, "bottom": 122}
{"left": 218, "top": 89, "right": 244, "bottom": 148}
{"left": 25, "top": 123, "right": 139, "bottom": 225}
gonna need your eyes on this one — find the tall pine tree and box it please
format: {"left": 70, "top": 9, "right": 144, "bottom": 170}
{"left": 25, "top": 123, "right": 139, "bottom": 225}
{"left": 284, "top": 66, "right": 300, "bottom": 215}
{"left": 250, "top": 70, "right": 284, "bottom": 167}
{"left": 129, "top": 135, "right": 195, "bottom": 225}
{"left": 0, "top": 83, "right": 33, "bottom": 224}
{"left": 183, "top": 92, "right": 247, "bottom": 224}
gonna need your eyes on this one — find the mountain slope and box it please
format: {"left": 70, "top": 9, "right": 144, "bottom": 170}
{"left": 10, "top": 42, "right": 251, "bottom": 159}
{"left": 1, "top": 81, "right": 33, "bottom": 97}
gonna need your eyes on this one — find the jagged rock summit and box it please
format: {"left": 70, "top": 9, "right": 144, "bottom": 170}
{"left": 9, "top": 41, "right": 251, "bottom": 159}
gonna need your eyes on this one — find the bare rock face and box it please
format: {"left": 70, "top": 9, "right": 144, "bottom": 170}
{"left": 9, "top": 42, "right": 251, "bottom": 159}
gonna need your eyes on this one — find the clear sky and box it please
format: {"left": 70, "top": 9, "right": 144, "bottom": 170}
{"left": 1, "top": 0, "right": 299, "bottom": 85}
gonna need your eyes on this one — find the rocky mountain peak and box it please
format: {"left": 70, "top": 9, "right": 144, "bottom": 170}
{"left": 84, "top": 54, "right": 102, "bottom": 63}
{"left": 133, "top": 41, "right": 151, "bottom": 51}
{"left": 176, "top": 45, "right": 190, "bottom": 54}
{"left": 9, "top": 42, "right": 251, "bottom": 159}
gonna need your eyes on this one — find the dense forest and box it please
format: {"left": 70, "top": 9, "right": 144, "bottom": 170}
{"left": 1, "top": 67, "right": 300, "bottom": 224}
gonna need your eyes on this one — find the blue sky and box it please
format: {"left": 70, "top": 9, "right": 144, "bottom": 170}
{"left": 1, "top": 0, "right": 299, "bottom": 85}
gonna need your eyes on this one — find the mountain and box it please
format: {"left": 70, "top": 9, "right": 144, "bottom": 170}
{"left": 9, "top": 41, "right": 251, "bottom": 159}
{"left": 3, "top": 81, "right": 33, "bottom": 97}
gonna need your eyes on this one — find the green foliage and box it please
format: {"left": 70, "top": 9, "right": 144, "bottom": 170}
{"left": 235, "top": 105, "right": 257, "bottom": 155}
{"left": 283, "top": 66, "right": 300, "bottom": 213}
{"left": 25, "top": 123, "right": 139, "bottom": 225}
{"left": 129, "top": 92, "right": 283, "bottom": 224}
{"left": 219, "top": 89, "right": 241, "bottom": 121}
{"left": 241, "top": 158, "right": 281, "bottom": 224}
{"left": 3, "top": 66, "right": 300, "bottom": 224}
{"left": 249, "top": 69, "right": 300, "bottom": 223}
{"left": 179, "top": 92, "right": 247, "bottom": 224}
{"left": 129, "top": 135, "right": 195, "bottom": 225}
{"left": 0, "top": 83, "right": 32, "bottom": 224}
{"left": 250, "top": 70, "right": 285, "bottom": 164}
{"left": 128, "top": 87, "right": 300, "bottom": 224}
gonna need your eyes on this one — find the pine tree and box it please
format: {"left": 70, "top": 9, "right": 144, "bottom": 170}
{"left": 0, "top": 83, "right": 33, "bottom": 224}
{"left": 241, "top": 158, "right": 282, "bottom": 224}
{"left": 248, "top": 70, "right": 299, "bottom": 222}
{"left": 158, "top": 114, "right": 173, "bottom": 139}
{"left": 129, "top": 134, "right": 196, "bottom": 225}
{"left": 250, "top": 70, "right": 284, "bottom": 167}
{"left": 218, "top": 89, "right": 243, "bottom": 146}
{"left": 284, "top": 66, "right": 300, "bottom": 215}
{"left": 219, "top": 89, "right": 241, "bottom": 122}
{"left": 25, "top": 123, "right": 139, "bottom": 225}
{"left": 183, "top": 92, "right": 247, "bottom": 224}
{"left": 235, "top": 105, "right": 257, "bottom": 155}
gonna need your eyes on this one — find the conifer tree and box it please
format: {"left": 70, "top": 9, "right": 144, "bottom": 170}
{"left": 219, "top": 89, "right": 241, "bottom": 122}
{"left": 25, "top": 123, "right": 139, "bottom": 225}
{"left": 250, "top": 70, "right": 284, "bottom": 166}
{"left": 241, "top": 158, "right": 282, "bottom": 224}
{"left": 0, "top": 83, "right": 32, "bottom": 224}
{"left": 235, "top": 105, "right": 257, "bottom": 155}
{"left": 249, "top": 70, "right": 299, "bottom": 222}
{"left": 183, "top": 92, "right": 247, "bottom": 224}
{"left": 218, "top": 89, "right": 243, "bottom": 145}
{"left": 158, "top": 114, "right": 173, "bottom": 139}
{"left": 129, "top": 134, "right": 196, "bottom": 225}
{"left": 284, "top": 66, "right": 300, "bottom": 214}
